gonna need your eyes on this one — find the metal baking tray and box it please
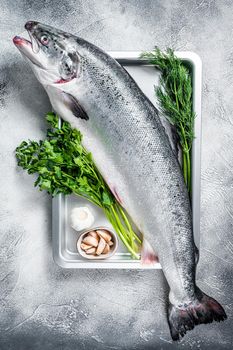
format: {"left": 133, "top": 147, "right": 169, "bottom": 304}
{"left": 52, "top": 51, "right": 202, "bottom": 269}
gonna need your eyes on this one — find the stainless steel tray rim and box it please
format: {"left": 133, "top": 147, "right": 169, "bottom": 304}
{"left": 52, "top": 51, "right": 202, "bottom": 269}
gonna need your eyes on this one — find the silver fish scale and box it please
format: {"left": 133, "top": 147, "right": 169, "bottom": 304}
{"left": 71, "top": 44, "right": 197, "bottom": 304}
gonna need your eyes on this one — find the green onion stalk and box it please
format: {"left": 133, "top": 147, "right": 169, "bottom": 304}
{"left": 141, "top": 48, "right": 195, "bottom": 195}
{"left": 15, "top": 113, "right": 141, "bottom": 259}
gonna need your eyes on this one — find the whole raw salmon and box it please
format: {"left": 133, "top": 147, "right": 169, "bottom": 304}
{"left": 13, "top": 21, "right": 227, "bottom": 340}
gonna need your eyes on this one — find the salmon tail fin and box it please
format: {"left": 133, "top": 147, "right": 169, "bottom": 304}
{"left": 168, "top": 289, "right": 227, "bottom": 341}
{"left": 140, "top": 238, "right": 158, "bottom": 264}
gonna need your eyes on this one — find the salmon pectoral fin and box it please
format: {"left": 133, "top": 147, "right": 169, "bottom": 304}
{"left": 168, "top": 288, "right": 227, "bottom": 341}
{"left": 140, "top": 238, "right": 159, "bottom": 264}
{"left": 62, "top": 92, "right": 89, "bottom": 120}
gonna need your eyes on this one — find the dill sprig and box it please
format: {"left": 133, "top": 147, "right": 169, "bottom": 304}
{"left": 141, "top": 48, "right": 195, "bottom": 194}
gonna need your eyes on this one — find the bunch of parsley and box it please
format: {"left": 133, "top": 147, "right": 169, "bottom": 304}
{"left": 16, "top": 113, "right": 141, "bottom": 259}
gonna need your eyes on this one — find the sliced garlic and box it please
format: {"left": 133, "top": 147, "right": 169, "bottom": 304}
{"left": 96, "top": 229, "right": 112, "bottom": 242}
{"left": 103, "top": 244, "right": 110, "bottom": 254}
{"left": 80, "top": 243, "right": 92, "bottom": 251}
{"left": 96, "top": 237, "right": 106, "bottom": 255}
{"left": 82, "top": 235, "right": 99, "bottom": 247}
{"left": 88, "top": 231, "right": 99, "bottom": 239}
{"left": 85, "top": 247, "right": 96, "bottom": 254}
{"left": 71, "top": 207, "right": 94, "bottom": 231}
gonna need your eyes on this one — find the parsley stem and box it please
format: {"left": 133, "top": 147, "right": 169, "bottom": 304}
{"left": 104, "top": 206, "right": 140, "bottom": 259}
{"left": 117, "top": 205, "right": 141, "bottom": 244}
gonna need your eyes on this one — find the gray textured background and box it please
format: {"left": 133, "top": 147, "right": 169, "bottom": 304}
{"left": 0, "top": 0, "right": 232, "bottom": 349}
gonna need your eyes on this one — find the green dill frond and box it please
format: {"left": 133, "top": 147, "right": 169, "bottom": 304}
{"left": 141, "top": 48, "right": 195, "bottom": 194}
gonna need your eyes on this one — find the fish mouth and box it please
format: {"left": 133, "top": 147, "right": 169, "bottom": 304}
{"left": 13, "top": 30, "right": 43, "bottom": 69}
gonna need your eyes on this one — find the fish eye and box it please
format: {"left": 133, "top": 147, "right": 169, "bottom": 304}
{"left": 41, "top": 35, "right": 49, "bottom": 45}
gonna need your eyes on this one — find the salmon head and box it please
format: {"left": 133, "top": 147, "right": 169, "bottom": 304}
{"left": 13, "top": 21, "right": 81, "bottom": 85}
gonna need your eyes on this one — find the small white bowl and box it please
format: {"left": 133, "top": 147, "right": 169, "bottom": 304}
{"left": 77, "top": 227, "right": 118, "bottom": 260}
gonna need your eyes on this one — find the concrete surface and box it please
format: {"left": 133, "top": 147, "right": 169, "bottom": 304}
{"left": 0, "top": 0, "right": 232, "bottom": 349}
